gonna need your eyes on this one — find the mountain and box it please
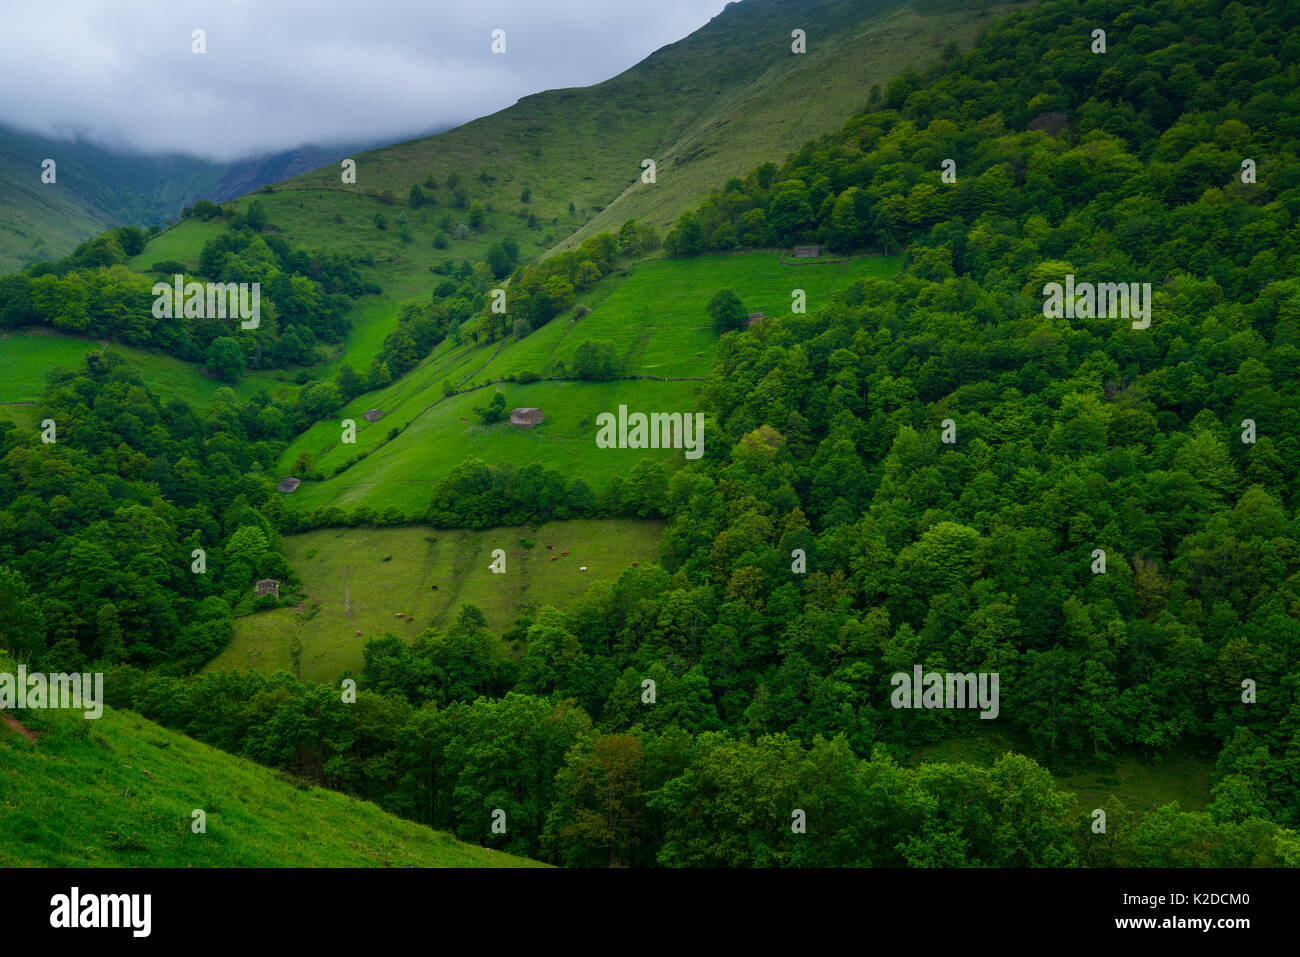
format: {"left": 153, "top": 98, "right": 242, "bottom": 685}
{"left": 282, "top": 0, "right": 1033, "bottom": 255}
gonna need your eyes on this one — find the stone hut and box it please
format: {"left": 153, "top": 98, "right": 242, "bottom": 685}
{"left": 793, "top": 244, "right": 821, "bottom": 258}
{"left": 363, "top": 409, "right": 385, "bottom": 422}
{"left": 510, "top": 408, "right": 545, "bottom": 428}
{"left": 254, "top": 579, "right": 280, "bottom": 599}
{"left": 744, "top": 312, "right": 766, "bottom": 328}
{"left": 277, "top": 477, "right": 302, "bottom": 493}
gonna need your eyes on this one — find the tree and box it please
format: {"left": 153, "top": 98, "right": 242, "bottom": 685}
{"left": 367, "top": 359, "right": 392, "bottom": 390}
{"left": 486, "top": 241, "right": 514, "bottom": 279}
{"left": 665, "top": 212, "right": 705, "bottom": 257}
{"left": 299, "top": 380, "right": 342, "bottom": 418}
{"left": 468, "top": 202, "right": 487, "bottom": 228}
{"left": 225, "top": 525, "right": 270, "bottom": 570}
{"left": 336, "top": 363, "right": 363, "bottom": 401}
{"left": 244, "top": 201, "right": 268, "bottom": 231}
{"left": 637, "top": 222, "right": 660, "bottom": 251}
{"left": 0, "top": 566, "right": 46, "bottom": 663}
{"left": 204, "top": 337, "right": 245, "bottom": 382}
{"left": 409, "top": 184, "right": 427, "bottom": 208}
{"left": 707, "top": 288, "right": 746, "bottom": 332}
{"left": 571, "top": 340, "right": 619, "bottom": 380}
{"left": 617, "top": 219, "right": 639, "bottom": 255}
{"left": 477, "top": 391, "right": 507, "bottom": 424}
{"left": 545, "top": 734, "right": 647, "bottom": 867}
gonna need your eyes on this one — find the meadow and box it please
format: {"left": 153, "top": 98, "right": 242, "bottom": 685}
{"left": 0, "top": 329, "right": 289, "bottom": 410}
{"left": 207, "top": 517, "right": 665, "bottom": 682}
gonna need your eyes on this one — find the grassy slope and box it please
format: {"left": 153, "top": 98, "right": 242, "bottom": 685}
{"left": 209, "top": 518, "right": 665, "bottom": 682}
{"left": 0, "top": 669, "right": 543, "bottom": 867}
{"left": 281, "top": 250, "right": 902, "bottom": 517}
{"left": 0, "top": 329, "right": 291, "bottom": 412}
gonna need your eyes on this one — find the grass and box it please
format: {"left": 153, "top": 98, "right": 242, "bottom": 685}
{"left": 0, "top": 329, "right": 290, "bottom": 410}
{"left": 0, "top": 661, "right": 544, "bottom": 867}
{"left": 207, "top": 518, "right": 664, "bottom": 682}
{"left": 125, "top": 218, "right": 229, "bottom": 273}
{"left": 507, "top": 251, "right": 906, "bottom": 380}
{"left": 286, "top": 378, "right": 699, "bottom": 517}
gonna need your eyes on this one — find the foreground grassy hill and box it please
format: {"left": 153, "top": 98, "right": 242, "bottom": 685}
{"left": 210, "top": 518, "right": 665, "bottom": 681}
{"left": 280, "top": 250, "right": 902, "bottom": 517}
{"left": 0, "top": 663, "right": 543, "bottom": 867}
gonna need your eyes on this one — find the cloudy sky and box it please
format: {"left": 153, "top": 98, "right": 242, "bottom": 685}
{"left": 0, "top": 0, "right": 730, "bottom": 161}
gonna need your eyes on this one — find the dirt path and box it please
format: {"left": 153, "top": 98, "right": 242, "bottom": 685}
{"left": 2, "top": 714, "right": 37, "bottom": 742}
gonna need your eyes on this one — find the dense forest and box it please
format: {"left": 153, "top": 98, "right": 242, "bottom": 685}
{"left": 3, "top": 0, "right": 1300, "bottom": 866}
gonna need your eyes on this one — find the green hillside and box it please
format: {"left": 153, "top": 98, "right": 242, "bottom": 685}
{"left": 210, "top": 519, "right": 665, "bottom": 681}
{"left": 280, "top": 250, "right": 902, "bottom": 518}
{"left": 0, "top": 658, "right": 543, "bottom": 867}
{"left": 0, "top": 330, "right": 292, "bottom": 414}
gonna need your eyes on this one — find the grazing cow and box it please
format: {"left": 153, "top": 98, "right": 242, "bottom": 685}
{"left": 579, "top": 566, "right": 587, "bottom": 572}
{"left": 550, "top": 556, "right": 557, "bottom": 561}
{"left": 432, "top": 585, "right": 438, "bottom": 590}
{"left": 546, "top": 545, "right": 554, "bottom": 550}
{"left": 396, "top": 613, "right": 404, "bottom": 618}
{"left": 355, "top": 630, "right": 362, "bottom": 636}
{"left": 561, "top": 551, "right": 569, "bottom": 556}
{"left": 632, "top": 561, "right": 639, "bottom": 567}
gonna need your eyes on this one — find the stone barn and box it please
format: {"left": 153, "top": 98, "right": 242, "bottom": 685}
{"left": 363, "top": 409, "right": 385, "bottom": 423}
{"left": 277, "top": 477, "right": 301, "bottom": 493}
{"left": 254, "top": 579, "right": 280, "bottom": 599}
{"left": 510, "top": 408, "right": 544, "bottom": 428}
{"left": 793, "top": 245, "right": 821, "bottom": 258}
{"left": 744, "top": 312, "right": 766, "bottom": 328}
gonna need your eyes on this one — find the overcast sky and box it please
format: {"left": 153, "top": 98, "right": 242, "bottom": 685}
{"left": 0, "top": 0, "right": 730, "bottom": 161}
